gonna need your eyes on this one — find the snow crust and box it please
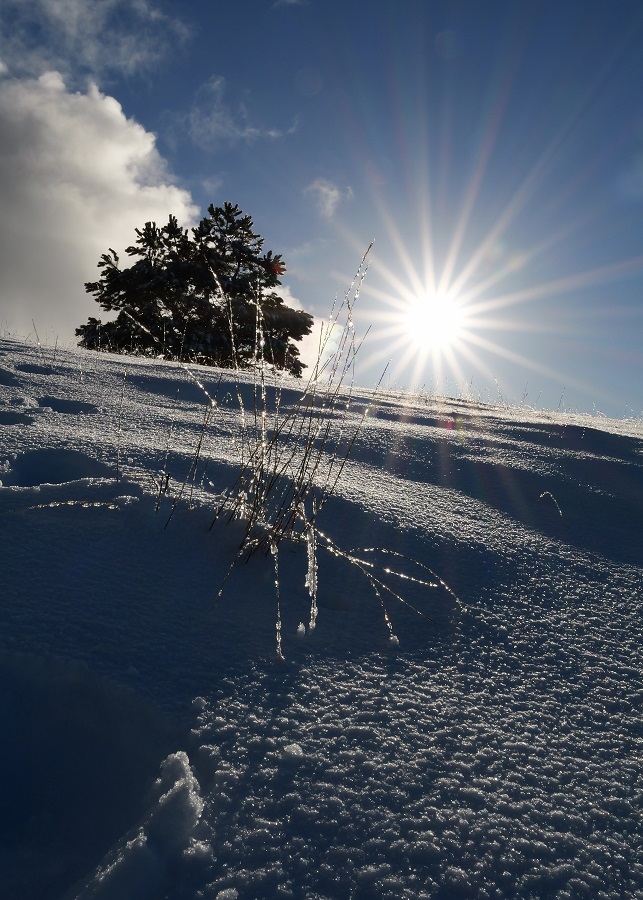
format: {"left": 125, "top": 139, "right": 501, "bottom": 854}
{"left": 0, "top": 338, "right": 642, "bottom": 899}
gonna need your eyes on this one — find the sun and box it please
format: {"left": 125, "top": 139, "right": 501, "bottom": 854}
{"left": 403, "top": 290, "right": 465, "bottom": 352}
{"left": 362, "top": 276, "right": 476, "bottom": 391}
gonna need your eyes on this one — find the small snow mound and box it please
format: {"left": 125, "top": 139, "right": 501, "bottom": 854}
{"left": 216, "top": 889, "right": 239, "bottom": 900}
{"left": 4, "top": 447, "right": 113, "bottom": 486}
{"left": 146, "top": 751, "right": 204, "bottom": 853}
{"left": 297, "top": 622, "right": 306, "bottom": 636}
{"left": 282, "top": 743, "right": 305, "bottom": 761}
{"left": 75, "top": 752, "right": 204, "bottom": 899}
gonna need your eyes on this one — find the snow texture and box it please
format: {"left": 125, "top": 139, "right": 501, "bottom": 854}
{"left": 0, "top": 337, "right": 642, "bottom": 899}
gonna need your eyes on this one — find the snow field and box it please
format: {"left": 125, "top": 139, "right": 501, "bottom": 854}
{"left": 0, "top": 338, "right": 642, "bottom": 899}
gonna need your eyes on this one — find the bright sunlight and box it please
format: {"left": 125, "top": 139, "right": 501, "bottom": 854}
{"left": 404, "top": 291, "right": 465, "bottom": 352}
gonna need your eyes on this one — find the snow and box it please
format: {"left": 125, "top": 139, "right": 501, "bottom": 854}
{"left": 1, "top": 335, "right": 642, "bottom": 899}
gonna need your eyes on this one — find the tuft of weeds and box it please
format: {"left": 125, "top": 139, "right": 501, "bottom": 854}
{"left": 196, "top": 244, "right": 460, "bottom": 658}
{"left": 211, "top": 242, "right": 375, "bottom": 551}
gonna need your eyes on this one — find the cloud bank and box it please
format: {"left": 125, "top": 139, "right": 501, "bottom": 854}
{"left": 0, "top": 71, "right": 196, "bottom": 342}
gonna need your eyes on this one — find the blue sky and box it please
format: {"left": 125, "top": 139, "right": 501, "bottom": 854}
{"left": 1, "top": 0, "right": 642, "bottom": 417}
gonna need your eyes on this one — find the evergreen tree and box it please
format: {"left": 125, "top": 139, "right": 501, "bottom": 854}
{"left": 77, "top": 202, "right": 313, "bottom": 376}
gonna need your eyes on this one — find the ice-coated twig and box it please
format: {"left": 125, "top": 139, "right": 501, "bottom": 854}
{"left": 539, "top": 491, "right": 563, "bottom": 516}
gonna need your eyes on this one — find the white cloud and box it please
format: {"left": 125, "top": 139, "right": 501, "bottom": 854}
{"left": 304, "top": 177, "right": 353, "bottom": 219}
{"left": 0, "top": 72, "right": 197, "bottom": 342}
{"left": 188, "top": 76, "right": 297, "bottom": 150}
{"left": 0, "top": 0, "right": 189, "bottom": 83}
{"left": 273, "top": 284, "right": 304, "bottom": 311}
{"left": 273, "top": 285, "right": 323, "bottom": 371}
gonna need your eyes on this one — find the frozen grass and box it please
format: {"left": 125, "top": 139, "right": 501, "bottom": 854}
{"left": 88, "top": 244, "right": 458, "bottom": 658}
{"left": 187, "top": 245, "right": 458, "bottom": 657}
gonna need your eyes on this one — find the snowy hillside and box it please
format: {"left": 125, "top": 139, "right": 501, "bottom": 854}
{"left": 1, "top": 336, "right": 642, "bottom": 899}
